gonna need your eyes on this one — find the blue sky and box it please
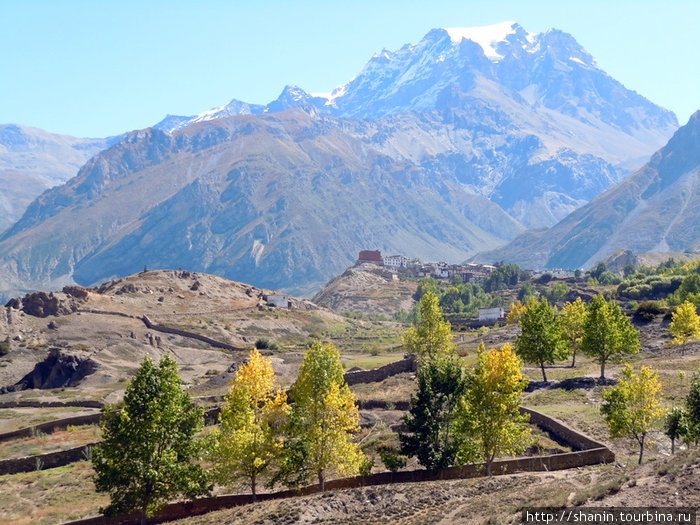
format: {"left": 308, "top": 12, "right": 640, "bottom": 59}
{"left": 2, "top": 0, "right": 698, "bottom": 137}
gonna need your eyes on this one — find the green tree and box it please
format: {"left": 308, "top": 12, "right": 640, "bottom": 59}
{"left": 515, "top": 297, "right": 566, "bottom": 382}
{"left": 92, "top": 355, "right": 210, "bottom": 523}
{"left": 402, "top": 291, "right": 455, "bottom": 358}
{"left": 413, "top": 277, "right": 439, "bottom": 301}
{"left": 685, "top": 371, "right": 700, "bottom": 445}
{"left": 545, "top": 282, "right": 570, "bottom": 304}
{"left": 560, "top": 297, "right": 587, "bottom": 367}
{"left": 671, "top": 274, "right": 700, "bottom": 306}
{"left": 209, "top": 348, "right": 288, "bottom": 496}
{"left": 581, "top": 295, "right": 640, "bottom": 380}
{"left": 456, "top": 343, "right": 531, "bottom": 476}
{"left": 670, "top": 301, "right": 700, "bottom": 346}
{"left": 399, "top": 350, "right": 467, "bottom": 471}
{"left": 589, "top": 261, "right": 607, "bottom": 281}
{"left": 517, "top": 281, "right": 536, "bottom": 303}
{"left": 601, "top": 365, "right": 664, "bottom": 464}
{"left": 277, "top": 342, "right": 364, "bottom": 491}
{"left": 663, "top": 407, "right": 687, "bottom": 454}
{"left": 484, "top": 264, "right": 521, "bottom": 292}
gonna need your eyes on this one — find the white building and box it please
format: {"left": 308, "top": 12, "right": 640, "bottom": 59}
{"left": 266, "top": 294, "right": 290, "bottom": 308}
{"left": 478, "top": 307, "right": 505, "bottom": 322}
{"left": 384, "top": 254, "right": 410, "bottom": 268}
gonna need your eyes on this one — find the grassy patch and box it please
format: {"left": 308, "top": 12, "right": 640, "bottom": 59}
{"left": 342, "top": 353, "right": 404, "bottom": 371}
{"left": 0, "top": 425, "right": 101, "bottom": 459}
{"left": 351, "top": 373, "right": 416, "bottom": 403}
{"left": 0, "top": 461, "right": 107, "bottom": 524}
{"left": 0, "top": 407, "right": 100, "bottom": 434}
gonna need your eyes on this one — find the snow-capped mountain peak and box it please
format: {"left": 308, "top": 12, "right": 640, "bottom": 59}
{"left": 443, "top": 21, "right": 535, "bottom": 60}
{"left": 153, "top": 20, "right": 676, "bottom": 147}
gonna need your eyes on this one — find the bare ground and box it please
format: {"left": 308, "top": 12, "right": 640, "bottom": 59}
{"left": 168, "top": 449, "right": 700, "bottom": 525}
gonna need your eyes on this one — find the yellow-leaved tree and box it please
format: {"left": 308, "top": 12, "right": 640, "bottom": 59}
{"left": 670, "top": 300, "right": 700, "bottom": 346}
{"left": 402, "top": 291, "right": 455, "bottom": 358}
{"left": 601, "top": 365, "right": 664, "bottom": 464}
{"left": 209, "top": 348, "right": 288, "bottom": 496}
{"left": 560, "top": 297, "right": 587, "bottom": 367}
{"left": 276, "top": 341, "right": 365, "bottom": 491}
{"left": 505, "top": 300, "right": 527, "bottom": 325}
{"left": 456, "top": 343, "right": 531, "bottom": 475}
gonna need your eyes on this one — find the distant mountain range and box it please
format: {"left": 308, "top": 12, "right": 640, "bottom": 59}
{"left": 0, "top": 125, "right": 116, "bottom": 233}
{"left": 0, "top": 22, "right": 684, "bottom": 298}
{"left": 475, "top": 111, "right": 700, "bottom": 269}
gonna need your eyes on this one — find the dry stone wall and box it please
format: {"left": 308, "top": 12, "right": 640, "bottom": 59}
{"left": 344, "top": 354, "right": 416, "bottom": 385}
{"left": 0, "top": 442, "right": 98, "bottom": 476}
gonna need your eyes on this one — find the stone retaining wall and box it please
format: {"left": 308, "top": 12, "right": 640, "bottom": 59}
{"left": 0, "top": 413, "right": 102, "bottom": 443}
{"left": 0, "top": 442, "right": 98, "bottom": 476}
{"left": 520, "top": 407, "right": 607, "bottom": 451}
{"left": 357, "top": 399, "right": 409, "bottom": 411}
{"left": 141, "top": 316, "right": 246, "bottom": 351}
{"left": 344, "top": 355, "right": 416, "bottom": 385}
{"left": 0, "top": 400, "right": 104, "bottom": 409}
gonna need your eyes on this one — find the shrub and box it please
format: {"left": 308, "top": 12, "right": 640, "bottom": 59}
{"left": 633, "top": 301, "right": 662, "bottom": 323}
{"left": 378, "top": 446, "right": 407, "bottom": 472}
{"left": 535, "top": 273, "right": 553, "bottom": 285}
{"left": 0, "top": 339, "right": 9, "bottom": 357}
{"left": 254, "top": 338, "right": 279, "bottom": 351}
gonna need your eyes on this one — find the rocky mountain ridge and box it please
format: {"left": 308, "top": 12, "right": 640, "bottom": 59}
{"left": 0, "top": 124, "right": 117, "bottom": 233}
{"left": 475, "top": 110, "right": 700, "bottom": 269}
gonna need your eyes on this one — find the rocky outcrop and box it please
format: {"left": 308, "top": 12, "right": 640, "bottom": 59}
{"left": 1, "top": 348, "right": 98, "bottom": 392}
{"left": 4, "top": 289, "right": 88, "bottom": 317}
{"left": 16, "top": 292, "right": 66, "bottom": 317}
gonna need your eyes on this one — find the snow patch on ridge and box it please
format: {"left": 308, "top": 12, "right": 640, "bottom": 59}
{"left": 444, "top": 21, "right": 533, "bottom": 60}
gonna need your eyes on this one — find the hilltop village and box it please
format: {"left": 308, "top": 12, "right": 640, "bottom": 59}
{"left": 356, "top": 250, "right": 574, "bottom": 282}
{"left": 356, "top": 250, "right": 497, "bottom": 282}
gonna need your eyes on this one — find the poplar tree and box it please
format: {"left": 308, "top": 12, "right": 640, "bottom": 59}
{"left": 663, "top": 407, "right": 687, "bottom": 454}
{"left": 685, "top": 372, "right": 700, "bottom": 445}
{"left": 92, "top": 355, "right": 210, "bottom": 524}
{"left": 670, "top": 301, "right": 700, "bottom": 346}
{"left": 515, "top": 297, "right": 566, "bottom": 382}
{"left": 601, "top": 365, "right": 664, "bottom": 464}
{"left": 402, "top": 291, "right": 455, "bottom": 358}
{"left": 581, "top": 295, "right": 639, "bottom": 380}
{"left": 277, "top": 341, "right": 364, "bottom": 491}
{"left": 560, "top": 297, "right": 587, "bottom": 367}
{"left": 209, "top": 348, "right": 288, "bottom": 496}
{"left": 457, "top": 343, "right": 531, "bottom": 476}
{"left": 505, "top": 300, "right": 527, "bottom": 325}
{"left": 400, "top": 294, "right": 466, "bottom": 471}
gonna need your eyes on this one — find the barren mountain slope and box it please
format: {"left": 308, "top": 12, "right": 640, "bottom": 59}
{"left": 476, "top": 111, "right": 700, "bottom": 269}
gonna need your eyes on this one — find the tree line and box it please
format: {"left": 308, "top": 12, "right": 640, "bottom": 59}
{"left": 511, "top": 295, "right": 699, "bottom": 380}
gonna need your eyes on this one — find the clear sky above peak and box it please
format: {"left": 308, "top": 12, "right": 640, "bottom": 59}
{"left": 1, "top": 0, "right": 698, "bottom": 137}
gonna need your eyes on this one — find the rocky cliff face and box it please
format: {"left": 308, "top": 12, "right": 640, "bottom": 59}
{"left": 312, "top": 264, "right": 418, "bottom": 317}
